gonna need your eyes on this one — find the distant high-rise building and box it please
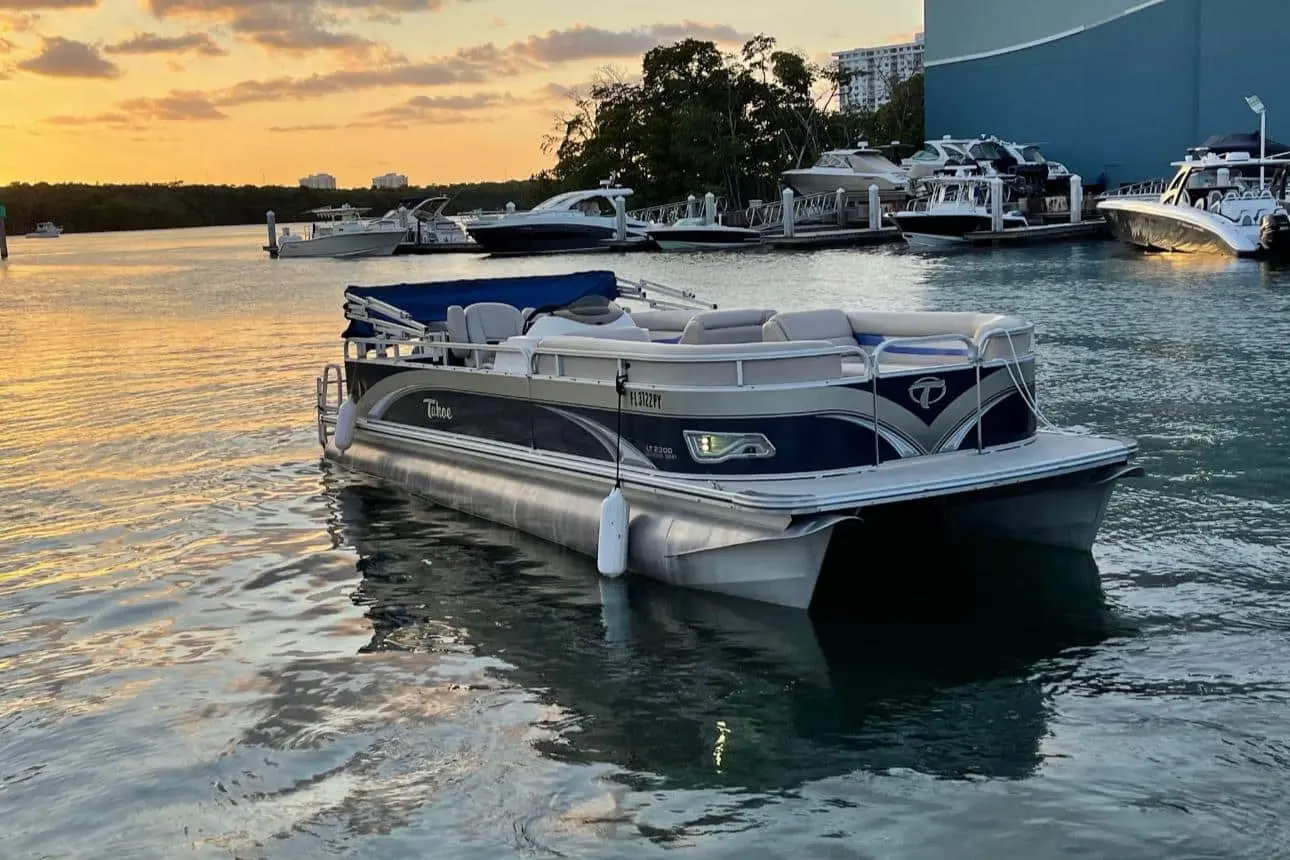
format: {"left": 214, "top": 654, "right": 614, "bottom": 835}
{"left": 834, "top": 32, "right": 924, "bottom": 113}
{"left": 299, "top": 173, "right": 337, "bottom": 190}
{"left": 372, "top": 172, "right": 409, "bottom": 189}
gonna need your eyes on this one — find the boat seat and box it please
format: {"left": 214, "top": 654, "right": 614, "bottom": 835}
{"left": 679, "top": 308, "right": 776, "bottom": 344}
{"left": 445, "top": 304, "right": 470, "bottom": 362}
{"left": 763, "top": 309, "right": 1028, "bottom": 365}
{"left": 627, "top": 309, "right": 697, "bottom": 343}
{"left": 465, "top": 302, "right": 524, "bottom": 366}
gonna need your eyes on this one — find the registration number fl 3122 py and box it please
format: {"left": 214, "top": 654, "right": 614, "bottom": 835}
{"left": 627, "top": 390, "right": 663, "bottom": 410}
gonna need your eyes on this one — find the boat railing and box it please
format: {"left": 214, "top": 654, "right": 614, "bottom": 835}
{"left": 865, "top": 327, "right": 1036, "bottom": 463}
{"left": 627, "top": 197, "right": 728, "bottom": 225}
{"left": 1097, "top": 178, "right": 1168, "bottom": 200}
{"left": 745, "top": 191, "right": 841, "bottom": 232}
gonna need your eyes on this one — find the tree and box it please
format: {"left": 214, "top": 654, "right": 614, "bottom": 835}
{"left": 541, "top": 34, "right": 871, "bottom": 208}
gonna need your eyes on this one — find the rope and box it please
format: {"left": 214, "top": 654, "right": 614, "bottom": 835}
{"left": 1000, "top": 329, "right": 1070, "bottom": 434}
{"left": 613, "top": 361, "right": 630, "bottom": 488}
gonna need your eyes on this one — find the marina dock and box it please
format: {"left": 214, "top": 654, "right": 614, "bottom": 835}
{"left": 767, "top": 226, "right": 902, "bottom": 249}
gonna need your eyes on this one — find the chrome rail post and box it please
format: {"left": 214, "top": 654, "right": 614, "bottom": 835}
{"left": 974, "top": 345, "right": 984, "bottom": 453}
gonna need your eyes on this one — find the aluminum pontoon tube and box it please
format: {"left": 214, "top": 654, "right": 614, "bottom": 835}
{"left": 327, "top": 436, "right": 850, "bottom": 609}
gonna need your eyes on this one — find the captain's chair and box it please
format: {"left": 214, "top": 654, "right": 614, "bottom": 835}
{"left": 464, "top": 302, "right": 524, "bottom": 366}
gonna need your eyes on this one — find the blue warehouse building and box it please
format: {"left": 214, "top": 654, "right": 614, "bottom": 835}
{"left": 924, "top": 0, "right": 1290, "bottom": 188}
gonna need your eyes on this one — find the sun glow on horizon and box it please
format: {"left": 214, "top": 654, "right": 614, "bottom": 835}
{"left": 0, "top": 0, "right": 922, "bottom": 186}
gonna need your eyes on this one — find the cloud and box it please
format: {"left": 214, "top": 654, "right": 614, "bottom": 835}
{"left": 105, "top": 31, "right": 229, "bottom": 57}
{"left": 16, "top": 36, "right": 120, "bottom": 78}
{"left": 118, "top": 91, "right": 227, "bottom": 120}
{"left": 45, "top": 91, "right": 226, "bottom": 127}
{"left": 200, "top": 21, "right": 746, "bottom": 108}
{"left": 364, "top": 91, "right": 512, "bottom": 121}
{"left": 142, "top": 0, "right": 453, "bottom": 58}
{"left": 0, "top": 0, "right": 97, "bottom": 7}
{"left": 510, "top": 22, "right": 751, "bottom": 64}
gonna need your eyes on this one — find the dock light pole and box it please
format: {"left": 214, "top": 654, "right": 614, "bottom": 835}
{"left": 1246, "top": 94, "right": 1267, "bottom": 187}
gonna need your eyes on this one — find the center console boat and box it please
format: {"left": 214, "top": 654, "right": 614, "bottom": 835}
{"left": 315, "top": 270, "right": 1141, "bottom": 610}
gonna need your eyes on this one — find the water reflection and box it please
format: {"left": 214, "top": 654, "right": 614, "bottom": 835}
{"left": 325, "top": 476, "right": 1115, "bottom": 791}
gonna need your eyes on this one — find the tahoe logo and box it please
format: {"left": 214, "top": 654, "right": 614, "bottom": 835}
{"left": 424, "top": 398, "right": 454, "bottom": 421}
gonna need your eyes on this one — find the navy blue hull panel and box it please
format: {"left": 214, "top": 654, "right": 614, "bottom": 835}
{"left": 348, "top": 361, "right": 1036, "bottom": 475}
{"left": 465, "top": 223, "right": 643, "bottom": 255}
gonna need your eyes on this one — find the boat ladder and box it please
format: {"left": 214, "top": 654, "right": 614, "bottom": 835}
{"left": 316, "top": 363, "right": 345, "bottom": 446}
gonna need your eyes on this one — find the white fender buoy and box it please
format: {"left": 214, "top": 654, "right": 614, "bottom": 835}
{"left": 597, "top": 486, "right": 629, "bottom": 577}
{"left": 334, "top": 397, "right": 357, "bottom": 451}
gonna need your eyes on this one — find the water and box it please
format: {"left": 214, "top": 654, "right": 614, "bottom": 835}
{"left": 2, "top": 226, "right": 1289, "bottom": 858}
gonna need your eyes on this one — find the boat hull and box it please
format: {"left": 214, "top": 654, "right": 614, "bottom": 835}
{"left": 322, "top": 426, "right": 1138, "bottom": 609}
{"left": 647, "top": 227, "right": 763, "bottom": 251}
{"left": 274, "top": 229, "right": 405, "bottom": 258}
{"left": 466, "top": 221, "right": 652, "bottom": 255}
{"left": 893, "top": 212, "right": 1027, "bottom": 247}
{"left": 1096, "top": 199, "right": 1289, "bottom": 258}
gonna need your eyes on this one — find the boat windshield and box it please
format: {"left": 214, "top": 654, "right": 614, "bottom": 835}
{"left": 847, "top": 153, "right": 899, "bottom": 172}
{"left": 1020, "top": 145, "right": 1047, "bottom": 163}
{"left": 908, "top": 145, "right": 943, "bottom": 163}
{"left": 968, "top": 141, "right": 1010, "bottom": 161}
{"left": 813, "top": 152, "right": 850, "bottom": 169}
{"left": 532, "top": 190, "right": 624, "bottom": 212}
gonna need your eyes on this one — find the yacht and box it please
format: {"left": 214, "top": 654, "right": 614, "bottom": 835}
{"left": 892, "top": 176, "right": 1028, "bottom": 249}
{"left": 465, "top": 183, "right": 653, "bottom": 255}
{"left": 904, "top": 136, "right": 1060, "bottom": 195}
{"left": 781, "top": 143, "right": 911, "bottom": 197}
{"left": 270, "top": 204, "right": 406, "bottom": 258}
{"left": 314, "top": 269, "right": 1142, "bottom": 610}
{"left": 1097, "top": 150, "right": 1290, "bottom": 258}
{"left": 387, "top": 196, "right": 475, "bottom": 252}
{"left": 25, "top": 221, "right": 62, "bottom": 238}
{"left": 992, "top": 137, "right": 1076, "bottom": 194}
{"left": 646, "top": 217, "right": 763, "bottom": 251}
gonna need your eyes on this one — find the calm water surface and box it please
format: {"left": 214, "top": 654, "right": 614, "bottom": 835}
{"left": 2, "top": 226, "right": 1290, "bottom": 858}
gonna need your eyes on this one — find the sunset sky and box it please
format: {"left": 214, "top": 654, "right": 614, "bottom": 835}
{"left": 1, "top": 0, "right": 923, "bottom": 187}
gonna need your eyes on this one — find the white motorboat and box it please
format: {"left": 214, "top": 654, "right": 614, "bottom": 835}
{"left": 781, "top": 143, "right": 911, "bottom": 197}
{"left": 1098, "top": 149, "right": 1290, "bottom": 259}
{"left": 386, "top": 196, "right": 473, "bottom": 249}
{"left": 646, "top": 217, "right": 763, "bottom": 251}
{"left": 892, "top": 176, "right": 1028, "bottom": 249}
{"left": 465, "top": 182, "right": 653, "bottom": 255}
{"left": 314, "top": 269, "right": 1142, "bottom": 610}
{"left": 25, "top": 221, "right": 62, "bottom": 238}
{"left": 269, "top": 204, "right": 406, "bottom": 259}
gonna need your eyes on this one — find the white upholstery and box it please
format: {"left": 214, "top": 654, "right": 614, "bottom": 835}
{"left": 465, "top": 302, "right": 523, "bottom": 344}
{"left": 464, "top": 302, "right": 524, "bottom": 366}
{"left": 764, "top": 309, "right": 1031, "bottom": 365}
{"left": 445, "top": 304, "right": 469, "bottom": 360}
{"left": 761, "top": 309, "right": 856, "bottom": 346}
{"left": 626, "top": 309, "right": 696, "bottom": 341}
{"left": 679, "top": 308, "right": 776, "bottom": 344}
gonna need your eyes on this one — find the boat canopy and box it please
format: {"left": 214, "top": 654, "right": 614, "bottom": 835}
{"left": 1197, "top": 131, "right": 1290, "bottom": 157}
{"left": 341, "top": 270, "right": 620, "bottom": 338}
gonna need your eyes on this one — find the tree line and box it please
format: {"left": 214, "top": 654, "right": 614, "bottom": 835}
{"left": 537, "top": 35, "right": 925, "bottom": 208}
{"left": 0, "top": 180, "right": 544, "bottom": 235}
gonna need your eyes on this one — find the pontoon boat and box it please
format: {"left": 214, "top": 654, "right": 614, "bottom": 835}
{"left": 315, "top": 270, "right": 1142, "bottom": 610}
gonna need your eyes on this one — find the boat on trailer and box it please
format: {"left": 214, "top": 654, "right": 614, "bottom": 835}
{"left": 315, "top": 270, "right": 1142, "bottom": 610}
